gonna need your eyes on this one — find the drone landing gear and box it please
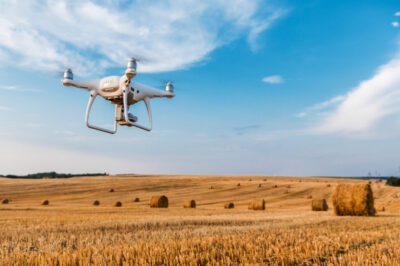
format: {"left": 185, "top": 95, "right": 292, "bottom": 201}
{"left": 122, "top": 87, "right": 152, "bottom": 131}
{"left": 84, "top": 89, "right": 152, "bottom": 134}
{"left": 85, "top": 91, "right": 118, "bottom": 134}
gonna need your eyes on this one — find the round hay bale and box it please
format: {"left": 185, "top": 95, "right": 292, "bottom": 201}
{"left": 93, "top": 200, "right": 100, "bottom": 206}
{"left": 42, "top": 200, "right": 49, "bottom": 206}
{"left": 307, "top": 195, "right": 312, "bottom": 199}
{"left": 209, "top": 186, "right": 214, "bottom": 190}
{"left": 224, "top": 202, "right": 234, "bottom": 209}
{"left": 109, "top": 188, "right": 114, "bottom": 192}
{"left": 248, "top": 178, "right": 252, "bottom": 181}
{"left": 150, "top": 195, "right": 168, "bottom": 208}
{"left": 114, "top": 201, "right": 122, "bottom": 207}
{"left": 326, "top": 184, "right": 331, "bottom": 187}
{"left": 273, "top": 184, "right": 278, "bottom": 188}
{"left": 284, "top": 190, "right": 289, "bottom": 194}
{"left": 263, "top": 178, "right": 267, "bottom": 181}
{"left": 380, "top": 206, "right": 385, "bottom": 212}
{"left": 248, "top": 199, "right": 265, "bottom": 210}
{"left": 312, "top": 199, "right": 328, "bottom": 211}
{"left": 134, "top": 198, "right": 140, "bottom": 202}
{"left": 332, "top": 184, "right": 375, "bottom": 216}
{"left": 183, "top": 200, "right": 196, "bottom": 208}
{"left": 258, "top": 184, "right": 262, "bottom": 188}
{"left": 286, "top": 185, "right": 291, "bottom": 188}
{"left": 237, "top": 183, "right": 241, "bottom": 187}
{"left": 2, "top": 198, "right": 9, "bottom": 204}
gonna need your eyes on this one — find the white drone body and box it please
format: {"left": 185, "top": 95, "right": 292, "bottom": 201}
{"left": 61, "top": 58, "right": 175, "bottom": 134}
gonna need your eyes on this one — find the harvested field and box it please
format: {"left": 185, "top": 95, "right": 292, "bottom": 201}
{"left": 1, "top": 175, "right": 400, "bottom": 264}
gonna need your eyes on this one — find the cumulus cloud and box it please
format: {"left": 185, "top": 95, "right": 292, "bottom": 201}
{"left": 395, "top": 11, "right": 400, "bottom": 16}
{"left": 262, "top": 75, "right": 284, "bottom": 84}
{"left": 393, "top": 21, "right": 399, "bottom": 28}
{"left": 308, "top": 55, "right": 400, "bottom": 134}
{"left": 0, "top": 0, "right": 285, "bottom": 75}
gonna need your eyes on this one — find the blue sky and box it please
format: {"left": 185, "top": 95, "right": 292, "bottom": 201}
{"left": 1, "top": 0, "right": 400, "bottom": 176}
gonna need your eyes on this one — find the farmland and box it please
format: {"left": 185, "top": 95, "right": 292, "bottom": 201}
{"left": 1, "top": 175, "right": 400, "bottom": 265}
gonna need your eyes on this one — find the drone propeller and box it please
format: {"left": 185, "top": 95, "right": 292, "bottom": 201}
{"left": 45, "top": 62, "right": 71, "bottom": 79}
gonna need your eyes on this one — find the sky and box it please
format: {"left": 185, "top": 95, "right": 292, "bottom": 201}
{"left": 0, "top": 0, "right": 400, "bottom": 176}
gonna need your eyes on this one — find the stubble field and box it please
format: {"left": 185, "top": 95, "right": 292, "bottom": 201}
{"left": 1, "top": 175, "right": 400, "bottom": 265}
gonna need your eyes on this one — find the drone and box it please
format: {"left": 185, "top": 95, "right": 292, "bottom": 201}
{"left": 61, "top": 58, "right": 175, "bottom": 134}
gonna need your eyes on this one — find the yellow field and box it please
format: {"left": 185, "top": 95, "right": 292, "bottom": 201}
{"left": 1, "top": 175, "right": 400, "bottom": 265}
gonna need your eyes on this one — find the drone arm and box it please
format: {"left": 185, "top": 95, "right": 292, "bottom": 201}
{"left": 122, "top": 88, "right": 152, "bottom": 131}
{"left": 85, "top": 91, "right": 118, "bottom": 134}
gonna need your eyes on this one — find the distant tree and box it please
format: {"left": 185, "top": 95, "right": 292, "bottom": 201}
{"left": 4, "top": 172, "right": 108, "bottom": 179}
{"left": 386, "top": 177, "right": 400, "bottom": 187}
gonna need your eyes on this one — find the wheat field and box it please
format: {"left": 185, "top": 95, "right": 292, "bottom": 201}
{"left": 1, "top": 175, "right": 400, "bottom": 265}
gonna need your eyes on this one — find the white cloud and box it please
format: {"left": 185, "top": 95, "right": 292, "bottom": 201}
{"left": 295, "top": 95, "right": 345, "bottom": 118}
{"left": 262, "top": 75, "right": 284, "bottom": 84}
{"left": 0, "top": 138, "right": 148, "bottom": 175}
{"left": 0, "top": 106, "right": 13, "bottom": 111}
{"left": 395, "top": 11, "right": 400, "bottom": 16}
{"left": 0, "top": 85, "right": 43, "bottom": 92}
{"left": 24, "top": 123, "right": 42, "bottom": 128}
{"left": 294, "top": 112, "right": 306, "bottom": 118}
{"left": 0, "top": 0, "right": 285, "bottom": 75}
{"left": 393, "top": 21, "right": 399, "bottom": 28}
{"left": 309, "top": 55, "right": 400, "bottom": 134}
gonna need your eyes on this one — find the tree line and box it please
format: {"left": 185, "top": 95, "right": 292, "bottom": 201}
{"left": 1, "top": 171, "right": 108, "bottom": 179}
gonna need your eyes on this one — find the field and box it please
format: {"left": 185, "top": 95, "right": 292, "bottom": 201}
{"left": 1, "top": 175, "right": 400, "bottom": 265}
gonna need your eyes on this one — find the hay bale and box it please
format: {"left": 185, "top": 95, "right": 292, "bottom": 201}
{"left": 150, "top": 195, "right": 168, "bottom": 208}
{"left": 109, "top": 188, "right": 114, "bottom": 192}
{"left": 263, "top": 178, "right": 267, "bottom": 181}
{"left": 237, "top": 183, "right": 241, "bottom": 187}
{"left": 42, "top": 200, "right": 49, "bottom": 206}
{"left": 307, "top": 195, "right": 312, "bottom": 199}
{"left": 93, "top": 200, "right": 100, "bottom": 206}
{"left": 380, "top": 206, "right": 385, "bottom": 212}
{"left": 2, "top": 198, "right": 9, "bottom": 204}
{"left": 273, "top": 184, "right": 278, "bottom": 188}
{"left": 332, "top": 184, "right": 375, "bottom": 216}
{"left": 209, "top": 186, "right": 214, "bottom": 189}
{"left": 284, "top": 190, "right": 289, "bottom": 194}
{"left": 248, "top": 199, "right": 265, "bottom": 210}
{"left": 258, "top": 184, "right": 262, "bottom": 188}
{"left": 248, "top": 178, "right": 252, "bottom": 181}
{"left": 134, "top": 198, "right": 140, "bottom": 202}
{"left": 286, "top": 185, "right": 291, "bottom": 188}
{"left": 114, "top": 201, "right": 122, "bottom": 207}
{"left": 183, "top": 200, "right": 196, "bottom": 208}
{"left": 312, "top": 199, "right": 328, "bottom": 211}
{"left": 326, "top": 184, "right": 331, "bottom": 187}
{"left": 224, "top": 202, "right": 234, "bottom": 209}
